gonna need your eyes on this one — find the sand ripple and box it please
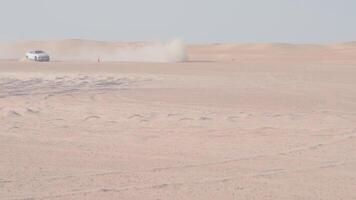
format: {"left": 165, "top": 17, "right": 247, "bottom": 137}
{"left": 0, "top": 74, "right": 153, "bottom": 98}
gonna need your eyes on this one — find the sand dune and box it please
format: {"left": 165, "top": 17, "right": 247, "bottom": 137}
{"left": 0, "top": 41, "right": 356, "bottom": 200}
{"left": 189, "top": 41, "right": 356, "bottom": 63}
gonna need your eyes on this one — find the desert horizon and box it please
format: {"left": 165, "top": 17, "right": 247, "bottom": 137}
{"left": 1, "top": 38, "right": 356, "bottom": 63}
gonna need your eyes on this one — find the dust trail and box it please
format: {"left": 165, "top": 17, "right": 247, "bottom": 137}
{"left": 112, "top": 39, "right": 187, "bottom": 63}
{"left": 52, "top": 38, "right": 187, "bottom": 63}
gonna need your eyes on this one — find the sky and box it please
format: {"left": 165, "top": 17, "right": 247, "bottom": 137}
{"left": 0, "top": 0, "right": 355, "bottom": 43}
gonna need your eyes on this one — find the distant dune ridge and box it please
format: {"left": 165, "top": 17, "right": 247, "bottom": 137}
{"left": 188, "top": 42, "right": 356, "bottom": 64}
{"left": 0, "top": 39, "right": 356, "bottom": 63}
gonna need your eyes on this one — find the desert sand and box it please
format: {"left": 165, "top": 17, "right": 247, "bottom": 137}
{"left": 1, "top": 40, "right": 356, "bottom": 200}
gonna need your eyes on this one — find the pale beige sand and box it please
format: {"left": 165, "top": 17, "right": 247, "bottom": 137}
{"left": 1, "top": 41, "right": 356, "bottom": 200}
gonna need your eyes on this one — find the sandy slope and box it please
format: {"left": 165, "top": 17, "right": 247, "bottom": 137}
{"left": 0, "top": 41, "right": 356, "bottom": 200}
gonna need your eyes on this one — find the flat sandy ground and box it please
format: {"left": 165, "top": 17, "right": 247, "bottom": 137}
{"left": 1, "top": 42, "right": 356, "bottom": 199}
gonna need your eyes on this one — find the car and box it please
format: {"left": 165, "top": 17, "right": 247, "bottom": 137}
{"left": 26, "top": 50, "right": 50, "bottom": 62}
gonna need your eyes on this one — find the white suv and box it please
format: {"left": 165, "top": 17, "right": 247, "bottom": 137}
{"left": 26, "top": 50, "right": 50, "bottom": 62}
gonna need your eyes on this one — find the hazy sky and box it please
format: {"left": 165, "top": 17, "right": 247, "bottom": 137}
{"left": 0, "top": 0, "right": 355, "bottom": 43}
